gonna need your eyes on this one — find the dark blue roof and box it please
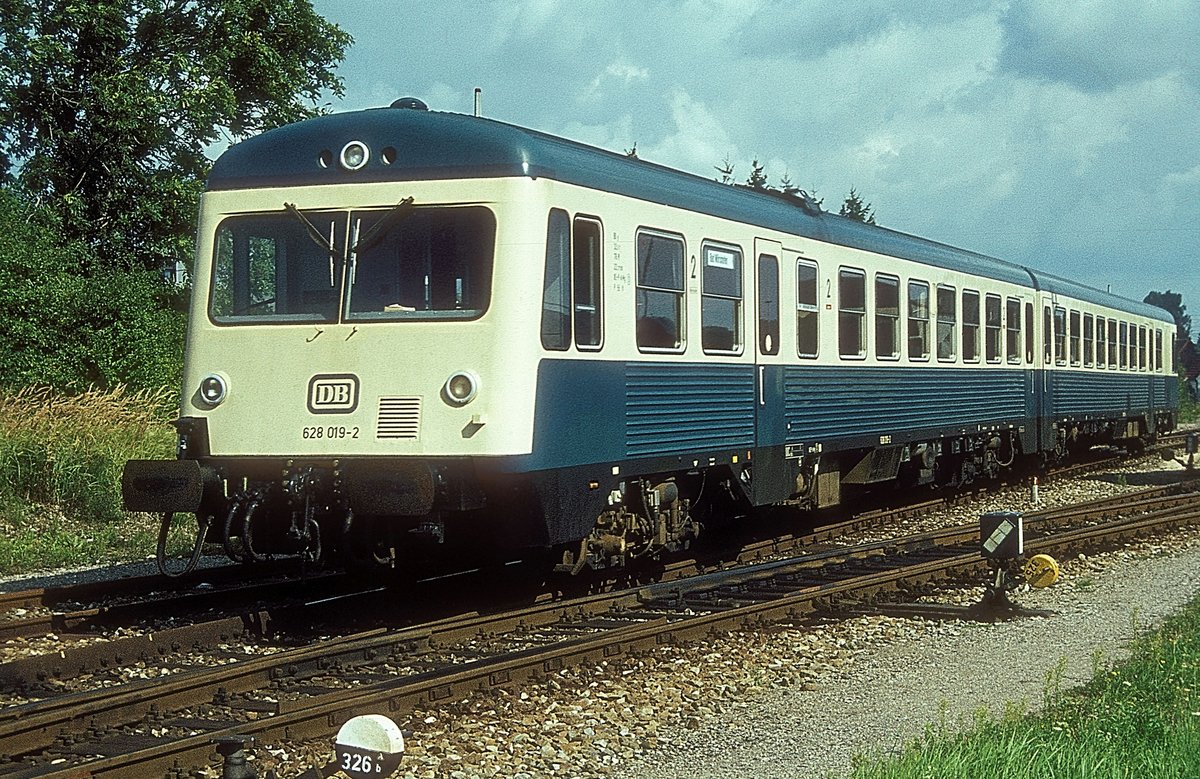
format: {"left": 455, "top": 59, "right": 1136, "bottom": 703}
{"left": 208, "top": 106, "right": 1168, "bottom": 323}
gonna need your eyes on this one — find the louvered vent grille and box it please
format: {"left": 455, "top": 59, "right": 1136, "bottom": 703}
{"left": 376, "top": 397, "right": 421, "bottom": 439}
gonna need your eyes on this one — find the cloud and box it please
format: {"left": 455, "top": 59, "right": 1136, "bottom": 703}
{"left": 643, "top": 90, "right": 739, "bottom": 178}
{"left": 581, "top": 62, "right": 650, "bottom": 103}
{"left": 997, "top": 0, "right": 1199, "bottom": 92}
{"left": 739, "top": 0, "right": 993, "bottom": 59}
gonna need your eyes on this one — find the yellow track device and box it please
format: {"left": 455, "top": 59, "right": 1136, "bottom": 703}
{"left": 1023, "top": 553, "right": 1060, "bottom": 588}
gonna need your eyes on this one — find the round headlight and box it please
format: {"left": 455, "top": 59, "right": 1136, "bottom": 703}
{"left": 443, "top": 371, "right": 479, "bottom": 405}
{"left": 199, "top": 373, "right": 228, "bottom": 406}
{"left": 340, "top": 140, "right": 370, "bottom": 171}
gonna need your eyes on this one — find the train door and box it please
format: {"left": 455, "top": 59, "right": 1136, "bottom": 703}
{"left": 751, "top": 238, "right": 791, "bottom": 503}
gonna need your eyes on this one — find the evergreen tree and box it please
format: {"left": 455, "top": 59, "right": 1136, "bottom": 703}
{"left": 840, "top": 187, "right": 876, "bottom": 224}
{"left": 746, "top": 158, "right": 768, "bottom": 189}
{"left": 715, "top": 155, "right": 735, "bottom": 184}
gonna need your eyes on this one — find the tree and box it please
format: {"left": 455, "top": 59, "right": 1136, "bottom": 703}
{"left": 840, "top": 187, "right": 876, "bottom": 224}
{"left": 715, "top": 155, "right": 735, "bottom": 185}
{"left": 1144, "top": 290, "right": 1192, "bottom": 343}
{"left": 0, "top": 0, "right": 352, "bottom": 273}
{"left": 0, "top": 189, "right": 184, "bottom": 391}
{"left": 778, "top": 171, "right": 801, "bottom": 196}
{"left": 745, "top": 158, "right": 768, "bottom": 189}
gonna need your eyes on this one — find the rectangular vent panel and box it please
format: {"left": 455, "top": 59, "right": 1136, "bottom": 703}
{"left": 376, "top": 396, "right": 421, "bottom": 440}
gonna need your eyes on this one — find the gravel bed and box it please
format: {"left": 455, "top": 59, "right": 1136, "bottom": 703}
{"left": 239, "top": 456, "right": 1200, "bottom": 779}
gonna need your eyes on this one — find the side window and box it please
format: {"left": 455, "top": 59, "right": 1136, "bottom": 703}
{"left": 985, "top": 294, "right": 1002, "bottom": 363}
{"left": 758, "top": 254, "right": 780, "bottom": 355}
{"left": 796, "top": 260, "right": 819, "bottom": 358}
{"left": 701, "top": 242, "right": 743, "bottom": 353}
{"left": 1138, "top": 326, "right": 1148, "bottom": 371}
{"left": 962, "top": 289, "right": 980, "bottom": 362}
{"left": 1107, "top": 319, "right": 1118, "bottom": 367}
{"left": 540, "top": 209, "right": 571, "bottom": 350}
{"left": 573, "top": 217, "right": 603, "bottom": 349}
{"left": 1005, "top": 297, "right": 1021, "bottom": 364}
{"left": 936, "top": 284, "right": 956, "bottom": 361}
{"left": 1155, "top": 329, "right": 1163, "bottom": 372}
{"left": 1024, "top": 302, "right": 1034, "bottom": 364}
{"left": 908, "top": 280, "right": 930, "bottom": 360}
{"left": 1083, "top": 313, "right": 1094, "bottom": 367}
{"left": 1118, "top": 321, "right": 1128, "bottom": 369}
{"left": 1053, "top": 306, "right": 1067, "bottom": 365}
{"left": 838, "top": 267, "right": 866, "bottom": 358}
{"left": 1096, "top": 316, "right": 1107, "bottom": 368}
{"left": 1069, "top": 310, "right": 1081, "bottom": 366}
{"left": 636, "top": 230, "right": 685, "bottom": 350}
{"left": 875, "top": 274, "right": 901, "bottom": 360}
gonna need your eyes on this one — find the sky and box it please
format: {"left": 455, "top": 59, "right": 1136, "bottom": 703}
{"left": 309, "top": 0, "right": 1199, "bottom": 325}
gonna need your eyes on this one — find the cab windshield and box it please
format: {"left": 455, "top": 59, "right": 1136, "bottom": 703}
{"left": 209, "top": 204, "right": 495, "bottom": 324}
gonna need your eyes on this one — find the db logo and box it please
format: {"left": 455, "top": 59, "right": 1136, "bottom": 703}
{"left": 308, "top": 374, "right": 359, "bottom": 414}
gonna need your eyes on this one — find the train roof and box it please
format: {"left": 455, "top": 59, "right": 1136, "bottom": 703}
{"left": 208, "top": 105, "right": 1170, "bottom": 323}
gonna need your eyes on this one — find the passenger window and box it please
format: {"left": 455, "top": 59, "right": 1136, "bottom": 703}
{"left": 1053, "top": 306, "right": 1067, "bottom": 365}
{"left": 985, "top": 294, "right": 1002, "bottom": 364}
{"left": 1138, "top": 326, "right": 1148, "bottom": 370}
{"left": 573, "top": 217, "right": 603, "bottom": 349}
{"left": 540, "top": 209, "right": 571, "bottom": 350}
{"left": 1069, "top": 310, "right": 1081, "bottom": 366}
{"left": 796, "top": 260, "right": 819, "bottom": 358}
{"left": 1155, "top": 329, "right": 1163, "bottom": 372}
{"left": 908, "top": 280, "right": 930, "bottom": 360}
{"left": 636, "top": 230, "right": 686, "bottom": 350}
{"left": 1107, "top": 319, "right": 1118, "bottom": 367}
{"left": 838, "top": 267, "right": 866, "bottom": 358}
{"left": 875, "top": 274, "right": 900, "bottom": 360}
{"left": 1118, "top": 322, "right": 1128, "bottom": 369}
{"left": 701, "top": 242, "right": 743, "bottom": 353}
{"left": 758, "top": 254, "right": 780, "bottom": 356}
{"left": 1083, "top": 314, "right": 1094, "bottom": 367}
{"left": 962, "top": 290, "right": 980, "bottom": 362}
{"left": 1005, "top": 297, "right": 1021, "bottom": 364}
{"left": 1096, "top": 317, "right": 1107, "bottom": 368}
{"left": 936, "top": 284, "right": 956, "bottom": 361}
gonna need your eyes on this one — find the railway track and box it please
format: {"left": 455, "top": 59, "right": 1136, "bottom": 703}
{"left": 0, "top": 477, "right": 1195, "bottom": 778}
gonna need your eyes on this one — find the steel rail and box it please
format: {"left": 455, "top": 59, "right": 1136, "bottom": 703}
{"left": 4, "top": 481, "right": 1197, "bottom": 778}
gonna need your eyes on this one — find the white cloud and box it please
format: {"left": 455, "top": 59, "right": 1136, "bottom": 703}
{"left": 581, "top": 62, "right": 650, "bottom": 103}
{"left": 643, "top": 90, "right": 740, "bottom": 177}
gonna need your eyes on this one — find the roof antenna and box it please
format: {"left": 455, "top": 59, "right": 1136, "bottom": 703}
{"left": 474, "top": 88, "right": 482, "bottom": 117}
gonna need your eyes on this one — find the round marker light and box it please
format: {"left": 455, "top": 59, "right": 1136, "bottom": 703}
{"left": 339, "top": 140, "right": 369, "bottom": 171}
{"left": 443, "top": 371, "right": 479, "bottom": 405}
{"left": 199, "top": 373, "right": 228, "bottom": 406}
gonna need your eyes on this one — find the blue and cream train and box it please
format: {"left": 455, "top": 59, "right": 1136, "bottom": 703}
{"left": 123, "top": 100, "right": 1178, "bottom": 575}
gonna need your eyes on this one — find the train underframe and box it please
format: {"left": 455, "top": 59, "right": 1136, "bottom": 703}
{"left": 124, "top": 412, "right": 1171, "bottom": 577}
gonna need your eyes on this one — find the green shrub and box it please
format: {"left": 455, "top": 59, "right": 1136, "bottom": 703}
{"left": 0, "top": 189, "right": 186, "bottom": 394}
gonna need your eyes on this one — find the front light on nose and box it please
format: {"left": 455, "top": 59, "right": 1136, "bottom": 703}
{"left": 443, "top": 371, "right": 478, "bottom": 405}
{"left": 199, "top": 373, "right": 228, "bottom": 406}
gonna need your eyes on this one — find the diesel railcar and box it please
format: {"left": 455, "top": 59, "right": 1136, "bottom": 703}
{"left": 123, "top": 100, "right": 1178, "bottom": 576}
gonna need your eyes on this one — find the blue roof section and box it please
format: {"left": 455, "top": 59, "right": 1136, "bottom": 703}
{"left": 208, "top": 106, "right": 1163, "bottom": 320}
{"left": 1028, "top": 269, "right": 1172, "bottom": 322}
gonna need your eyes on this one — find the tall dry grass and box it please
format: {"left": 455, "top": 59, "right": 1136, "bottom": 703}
{"left": 0, "top": 385, "right": 176, "bottom": 524}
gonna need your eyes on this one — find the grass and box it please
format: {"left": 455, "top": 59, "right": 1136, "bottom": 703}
{"left": 0, "top": 385, "right": 179, "bottom": 575}
{"left": 1176, "top": 379, "right": 1195, "bottom": 422}
{"left": 847, "top": 596, "right": 1200, "bottom": 779}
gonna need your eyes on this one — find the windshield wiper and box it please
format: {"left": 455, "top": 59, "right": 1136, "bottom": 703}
{"left": 351, "top": 196, "right": 415, "bottom": 254}
{"left": 283, "top": 202, "right": 336, "bottom": 254}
